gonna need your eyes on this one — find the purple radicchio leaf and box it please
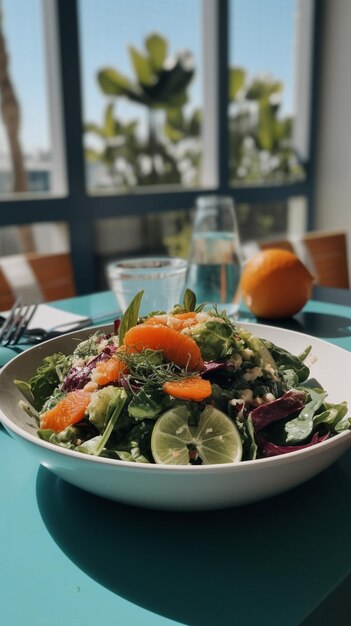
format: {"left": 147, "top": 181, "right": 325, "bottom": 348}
{"left": 250, "top": 389, "right": 306, "bottom": 433}
{"left": 201, "top": 361, "right": 226, "bottom": 377}
{"left": 114, "top": 318, "right": 121, "bottom": 335}
{"left": 257, "top": 432, "right": 330, "bottom": 458}
{"left": 201, "top": 360, "right": 237, "bottom": 378}
{"left": 61, "top": 343, "right": 117, "bottom": 391}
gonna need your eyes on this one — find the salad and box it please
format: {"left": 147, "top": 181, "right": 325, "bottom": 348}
{"left": 16, "top": 290, "right": 350, "bottom": 465}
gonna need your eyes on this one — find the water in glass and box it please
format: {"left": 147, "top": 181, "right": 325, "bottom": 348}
{"left": 186, "top": 196, "right": 242, "bottom": 314}
{"left": 107, "top": 256, "right": 188, "bottom": 316}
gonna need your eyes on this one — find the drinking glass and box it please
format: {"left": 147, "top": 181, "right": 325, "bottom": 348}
{"left": 107, "top": 256, "right": 188, "bottom": 316}
{"left": 186, "top": 196, "right": 242, "bottom": 315}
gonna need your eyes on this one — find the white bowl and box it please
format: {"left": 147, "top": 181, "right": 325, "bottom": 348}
{"left": 1, "top": 323, "right": 351, "bottom": 511}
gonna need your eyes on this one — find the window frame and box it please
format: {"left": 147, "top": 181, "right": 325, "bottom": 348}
{"left": 0, "top": 0, "right": 322, "bottom": 295}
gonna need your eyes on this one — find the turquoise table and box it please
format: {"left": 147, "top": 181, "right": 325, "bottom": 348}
{"left": 1, "top": 287, "right": 351, "bottom": 626}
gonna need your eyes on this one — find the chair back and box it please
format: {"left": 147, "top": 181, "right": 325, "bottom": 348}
{"left": 242, "top": 230, "right": 349, "bottom": 289}
{"left": 0, "top": 252, "right": 76, "bottom": 310}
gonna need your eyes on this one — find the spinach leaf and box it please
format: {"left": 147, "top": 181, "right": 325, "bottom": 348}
{"left": 212, "top": 383, "right": 235, "bottom": 413}
{"left": 313, "top": 400, "right": 350, "bottom": 433}
{"left": 128, "top": 387, "right": 166, "bottom": 420}
{"left": 298, "top": 345, "right": 312, "bottom": 362}
{"left": 102, "top": 419, "right": 154, "bottom": 462}
{"left": 235, "top": 415, "right": 257, "bottom": 460}
{"left": 119, "top": 291, "right": 144, "bottom": 344}
{"left": 263, "top": 340, "right": 310, "bottom": 383}
{"left": 284, "top": 388, "right": 327, "bottom": 444}
{"left": 124, "top": 420, "right": 154, "bottom": 461}
{"left": 282, "top": 369, "right": 299, "bottom": 387}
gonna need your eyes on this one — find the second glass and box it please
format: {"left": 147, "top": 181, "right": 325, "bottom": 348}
{"left": 186, "top": 196, "right": 242, "bottom": 314}
{"left": 107, "top": 256, "right": 188, "bottom": 316}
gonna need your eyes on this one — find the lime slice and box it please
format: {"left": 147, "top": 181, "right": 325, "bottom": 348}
{"left": 151, "top": 404, "right": 243, "bottom": 465}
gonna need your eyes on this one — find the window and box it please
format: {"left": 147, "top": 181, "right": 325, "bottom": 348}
{"left": 228, "top": 0, "right": 308, "bottom": 185}
{"left": 78, "top": 0, "right": 203, "bottom": 193}
{"left": 0, "top": 0, "right": 65, "bottom": 196}
{"left": 0, "top": 0, "right": 318, "bottom": 297}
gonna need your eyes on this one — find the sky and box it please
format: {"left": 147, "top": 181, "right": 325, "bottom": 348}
{"left": 230, "top": 0, "right": 295, "bottom": 111}
{"left": 0, "top": 0, "right": 48, "bottom": 155}
{"left": 0, "top": 0, "right": 295, "bottom": 155}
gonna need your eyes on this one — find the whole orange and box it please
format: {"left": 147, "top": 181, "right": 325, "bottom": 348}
{"left": 240, "top": 248, "right": 314, "bottom": 319}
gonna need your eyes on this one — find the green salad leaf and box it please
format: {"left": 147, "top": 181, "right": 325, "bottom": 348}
{"left": 190, "top": 319, "right": 241, "bottom": 361}
{"left": 119, "top": 291, "right": 144, "bottom": 344}
{"left": 263, "top": 340, "right": 310, "bottom": 383}
{"left": 128, "top": 387, "right": 167, "bottom": 420}
{"left": 72, "top": 332, "right": 105, "bottom": 360}
{"left": 313, "top": 400, "right": 350, "bottom": 433}
{"left": 14, "top": 380, "right": 34, "bottom": 405}
{"left": 78, "top": 388, "right": 128, "bottom": 455}
{"left": 16, "top": 353, "right": 70, "bottom": 411}
{"left": 171, "top": 288, "right": 206, "bottom": 314}
{"left": 38, "top": 425, "right": 83, "bottom": 449}
{"left": 118, "top": 421, "right": 154, "bottom": 461}
{"left": 87, "top": 385, "right": 124, "bottom": 432}
{"left": 235, "top": 414, "right": 257, "bottom": 460}
{"left": 183, "top": 288, "right": 196, "bottom": 312}
{"left": 284, "top": 388, "right": 327, "bottom": 444}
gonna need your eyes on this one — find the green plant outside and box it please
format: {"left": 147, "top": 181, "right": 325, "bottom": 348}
{"left": 84, "top": 33, "right": 305, "bottom": 253}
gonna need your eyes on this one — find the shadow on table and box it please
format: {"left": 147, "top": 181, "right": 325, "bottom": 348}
{"left": 36, "top": 452, "right": 351, "bottom": 626}
{"left": 283, "top": 312, "right": 351, "bottom": 338}
{"left": 239, "top": 311, "right": 351, "bottom": 339}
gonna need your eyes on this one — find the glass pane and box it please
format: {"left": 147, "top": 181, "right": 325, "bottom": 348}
{"left": 78, "top": 0, "right": 202, "bottom": 193}
{"left": 0, "top": 222, "right": 74, "bottom": 308}
{"left": 237, "top": 196, "right": 307, "bottom": 242}
{"left": 93, "top": 210, "right": 192, "bottom": 289}
{"left": 229, "top": 0, "right": 307, "bottom": 185}
{"left": 0, "top": 0, "right": 54, "bottom": 195}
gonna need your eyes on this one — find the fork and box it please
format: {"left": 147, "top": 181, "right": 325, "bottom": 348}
{"left": 0, "top": 299, "right": 38, "bottom": 346}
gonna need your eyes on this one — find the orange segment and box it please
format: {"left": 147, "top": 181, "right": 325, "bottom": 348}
{"left": 123, "top": 323, "right": 204, "bottom": 370}
{"left": 40, "top": 390, "right": 92, "bottom": 432}
{"left": 240, "top": 249, "right": 314, "bottom": 319}
{"left": 92, "top": 356, "right": 128, "bottom": 386}
{"left": 173, "top": 312, "right": 197, "bottom": 320}
{"left": 163, "top": 377, "right": 212, "bottom": 402}
{"left": 144, "top": 312, "right": 198, "bottom": 331}
{"left": 143, "top": 316, "right": 169, "bottom": 326}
